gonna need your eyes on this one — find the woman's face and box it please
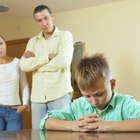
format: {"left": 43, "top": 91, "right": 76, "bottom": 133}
{"left": 0, "top": 36, "right": 7, "bottom": 58}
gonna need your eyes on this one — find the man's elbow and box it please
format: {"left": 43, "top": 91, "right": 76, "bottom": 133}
{"left": 20, "top": 63, "right": 31, "bottom": 72}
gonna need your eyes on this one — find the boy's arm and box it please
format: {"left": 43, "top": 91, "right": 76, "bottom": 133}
{"left": 45, "top": 117, "right": 140, "bottom": 132}
{"left": 83, "top": 118, "right": 140, "bottom": 132}
{"left": 45, "top": 117, "right": 98, "bottom": 132}
{"left": 45, "top": 118, "right": 78, "bottom": 131}
{"left": 107, "top": 118, "right": 140, "bottom": 132}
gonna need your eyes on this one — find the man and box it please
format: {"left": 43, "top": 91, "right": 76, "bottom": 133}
{"left": 20, "top": 5, "right": 74, "bottom": 129}
{"left": 40, "top": 53, "right": 140, "bottom": 132}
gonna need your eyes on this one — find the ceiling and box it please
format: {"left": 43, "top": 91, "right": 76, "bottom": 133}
{"left": 0, "top": 0, "right": 124, "bottom": 21}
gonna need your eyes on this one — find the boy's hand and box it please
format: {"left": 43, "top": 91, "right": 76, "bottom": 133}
{"left": 77, "top": 114, "right": 99, "bottom": 132}
{"left": 81, "top": 119, "right": 108, "bottom": 132}
{"left": 78, "top": 114, "right": 99, "bottom": 122}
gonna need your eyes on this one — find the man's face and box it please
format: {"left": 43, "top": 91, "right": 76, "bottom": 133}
{"left": 34, "top": 9, "right": 54, "bottom": 35}
{"left": 81, "top": 78, "right": 113, "bottom": 112}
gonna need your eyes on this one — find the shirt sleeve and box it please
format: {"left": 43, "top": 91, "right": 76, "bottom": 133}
{"left": 122, "top": 96, "right": 140, "bottom": 119}
{"left": 40, "top": 102, "right": 75, "bottom": 129}
{"left": 20, "top": 37, "right": 50, "bottom": 72}
{"left": 38, "top": 31, "right": 74, "bottom": 72}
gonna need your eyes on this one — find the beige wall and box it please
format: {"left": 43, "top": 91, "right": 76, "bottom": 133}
{"left": 1, "top": 0, "right": 140, "bottom": 100}
{"left": 0, "top": 18, "right": 39, "bottom": 40}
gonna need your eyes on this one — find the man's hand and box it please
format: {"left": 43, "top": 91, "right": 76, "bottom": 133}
{"left": 22, "top": 50, "right": 35, "bottom": 58}
{"left": 48, "top": 53, "right": 57, "bottom": 61}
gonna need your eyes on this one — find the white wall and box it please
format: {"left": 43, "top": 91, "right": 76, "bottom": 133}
{"left": 1, "top": 0, "right": 140, "bottom": 100}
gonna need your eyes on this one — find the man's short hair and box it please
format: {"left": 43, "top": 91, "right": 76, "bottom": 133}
{"left": 33, "top": 5, "right": 52, "bottom": 15}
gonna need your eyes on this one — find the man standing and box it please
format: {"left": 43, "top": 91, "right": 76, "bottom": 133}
{"left": 20, "top": 5, "right": 74, "bottom": 129}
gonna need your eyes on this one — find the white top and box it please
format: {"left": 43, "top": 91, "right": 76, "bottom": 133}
{"left": 0, "top": 58, "right": 29, "bottom": 105}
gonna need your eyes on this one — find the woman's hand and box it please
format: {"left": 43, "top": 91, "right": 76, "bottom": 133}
{"left": 12, "top": 105, "right": 28, "bottom": 113}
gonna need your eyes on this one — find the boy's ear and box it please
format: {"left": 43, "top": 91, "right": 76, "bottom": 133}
{"left": 110, "top": 79, "right": 116, "bottom": 90}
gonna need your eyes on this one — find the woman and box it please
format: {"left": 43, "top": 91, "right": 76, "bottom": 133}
{"left": 0, "top": 35, "right": 29, "bottom": 131}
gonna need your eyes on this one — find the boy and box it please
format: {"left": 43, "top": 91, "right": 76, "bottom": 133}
{"left": 40, "top": 53, "right": 140, "bottom": 132}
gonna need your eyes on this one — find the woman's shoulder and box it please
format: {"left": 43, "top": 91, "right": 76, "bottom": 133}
{"left": 9, "top": 57, "right": 20, "bottom": 66}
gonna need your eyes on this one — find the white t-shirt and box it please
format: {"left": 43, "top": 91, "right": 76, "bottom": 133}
{"left": 0, "top": 58, "right": 29, "bottom": 105}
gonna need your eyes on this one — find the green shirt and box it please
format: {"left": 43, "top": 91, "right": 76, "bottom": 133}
{"left": 40, "top": 92, "right": 140, "bottom": 129}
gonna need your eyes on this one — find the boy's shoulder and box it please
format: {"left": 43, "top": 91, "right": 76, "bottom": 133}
{"left": 114, "top": 91, "right": 136, "bottom": 105}
{"left": 72, "top": 96, "right": 90, "bottom": 106}
{"left": 114, "top": 92, "right": 134, "bottom": 99}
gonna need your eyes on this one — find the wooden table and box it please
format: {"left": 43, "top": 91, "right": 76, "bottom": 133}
{"left": 0, "top": 129, "right": 140, "bottom": 140}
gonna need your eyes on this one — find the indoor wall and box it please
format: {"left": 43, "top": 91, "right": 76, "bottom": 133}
{"left": 0, "top": 0, "right": 140, "bottom": 100}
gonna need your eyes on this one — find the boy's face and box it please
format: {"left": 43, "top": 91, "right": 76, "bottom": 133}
{"left": 81, "top": 78, "right": 113, "bottom": 112}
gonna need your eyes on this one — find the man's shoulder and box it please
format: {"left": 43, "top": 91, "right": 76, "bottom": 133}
{"left": 56, "top": 27, "right": 72, "bottom": 36}
{"left": 29, "top": 34, "right": 40, "bottom": 40}
{"left": 29, "top": 31, "right": 42, "bottom": 40}
{"left": 59, "top": 30, "right": 72, "bottom": 37}
{"left": 27, "top": 34, "right": 41, "bottom": 45}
